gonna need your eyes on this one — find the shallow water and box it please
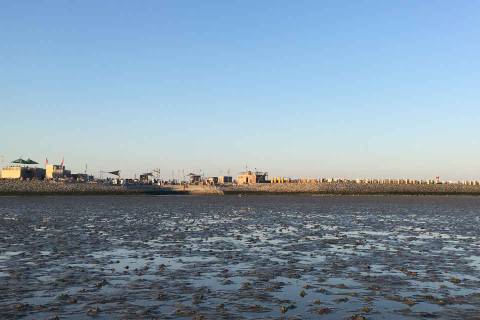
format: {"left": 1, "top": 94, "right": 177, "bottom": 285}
{"left": 0, "top": 195, "right": 479, "bottom": 319}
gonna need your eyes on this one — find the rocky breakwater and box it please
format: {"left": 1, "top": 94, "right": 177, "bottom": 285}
{"left": 0, "top": 180, "right": 128, "bottom": 195}
{"left": 222, "top": 182, "right": 480, "bottom": 195}
{"left": 0, "top": 180, "right": 224, "bottom": 196}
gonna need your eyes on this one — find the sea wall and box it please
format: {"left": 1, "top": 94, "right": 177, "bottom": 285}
{"left": 2, "top": 180, "right": 480, "bottom": 196}
{"left": 0, "top": 180, "right": 129, "bottom": 195}
{"left": 0, "top": 180, "right": 223, "bottom": 195}
{"left": 222, "top": 182, "right": 480, "bottom": 195}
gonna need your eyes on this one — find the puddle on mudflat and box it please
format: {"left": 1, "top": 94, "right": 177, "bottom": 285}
{"left": 0, "top": 195, "right": 479, "bottom": 319}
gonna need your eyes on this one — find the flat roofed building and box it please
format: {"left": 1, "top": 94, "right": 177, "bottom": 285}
{"left": 188, "top": 173, "right": 202, "bottom": 184}
{"left": 46, "top": 164, "right": 70, "bottom": 179}
{"left": 237, "top": 171, "right": 268, "bottom": 184}
{"left": 1, "top": 166, "right": 45, "bottom": 180}
{"left": 218, "top": 176, "right": 233, "bottom": 184}
{"left": 1, "top": 166, "right": 24, "bottom": 179}
{"left": 140, "top": 173, "right": 153, "bottom": 183}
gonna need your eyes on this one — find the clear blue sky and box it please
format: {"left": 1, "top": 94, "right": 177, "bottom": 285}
{"left": 1, "top": 1, "right": 479, "bottom": 180}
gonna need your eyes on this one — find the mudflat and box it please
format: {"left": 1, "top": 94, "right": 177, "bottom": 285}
{"left": 0, "top": 195, "right": 479, "bottom": 319}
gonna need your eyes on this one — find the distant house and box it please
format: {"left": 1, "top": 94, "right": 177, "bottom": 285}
{"left": 139, "top": 173, "right": 153, "bottom": 183}
{"left": 188, "top": 173, "right": 202, "bottom": 184}
{"left": 1, "top": 166, "right": 45, "bottom": 180}
{"left": 46, "top": 164, "right": 71, "bottom": 179}
{"left": 218, "top": 176, "right": 233, "bottom": 184}
{"left": 2, "top": 158, "right": 45, "bottom": 180}
{"left": 237, "top": 171, "right": 268, "bottom": 184}
{"left": 271, "top": 177, "right": 292, "bottom": 183}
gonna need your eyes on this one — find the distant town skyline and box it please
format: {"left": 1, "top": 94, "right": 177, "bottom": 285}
{"left": 1, "top": 1, "right": 479, "bottom": 180}
{"left": 0, "top": 153, "right": 477, "bottom": 183}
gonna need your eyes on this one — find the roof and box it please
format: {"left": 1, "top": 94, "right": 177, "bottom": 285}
{"left": 239, "top": 171, "right": 267, "bottom": 175}
{"left": 12, "top": 158, "right": 38, "bottom": 164}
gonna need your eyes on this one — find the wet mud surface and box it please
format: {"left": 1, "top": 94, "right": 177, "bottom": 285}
{"left": 0, "top": 195, "right": 479, "bottom": 319}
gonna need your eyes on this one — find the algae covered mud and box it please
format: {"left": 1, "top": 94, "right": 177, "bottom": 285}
{"left": 1, "top": 196, "right": 479, "bottom": 319}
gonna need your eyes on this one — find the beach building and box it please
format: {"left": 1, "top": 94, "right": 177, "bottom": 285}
{"left": 139, "top": 173, "right": 153, "bottom": 183}
{"left": 237, "top": 171, "right": 268, "bottom": 184}
{"left": 1, "top": 166, "right": 45, "bottom": 180}
{"left": 1, "top": 166, "right": 21, "bottom": 179}
{"left": 1, "top": 158, "right": 45, "bottom": 180}
{"left": 188, "top": 173, "right": 202, "bottom": 184}
{"left": 271, "top": 177, "right": 292, "bottom": 183}
{"left": 46, "top": 164, "right": 71, "bottom": 179}
{"left": 1, "top": 166, "right": 25, "bottom": 179}
{"left": 217, "top": 176, "right": 233, "bottom": 184}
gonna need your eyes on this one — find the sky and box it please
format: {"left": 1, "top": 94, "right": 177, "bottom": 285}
{"left": 1, "top": 1, "right": 479, "bottom": 180}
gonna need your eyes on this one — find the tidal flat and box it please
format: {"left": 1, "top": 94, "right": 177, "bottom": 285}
{"left": 0, "top": 195, "right": 479, "bottom": 319}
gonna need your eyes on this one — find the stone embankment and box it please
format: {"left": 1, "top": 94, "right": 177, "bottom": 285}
{"left": 3, "top": 180, "right": 480, "bottom": 196}
{"left": 0, "top": 180, "right": 223, "bottom": 195}
{"left": 222, "top": 182, "right": 480, "bottom": 195}
{"left": 0, "top": 180, "right": 128, "bottom": 195}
